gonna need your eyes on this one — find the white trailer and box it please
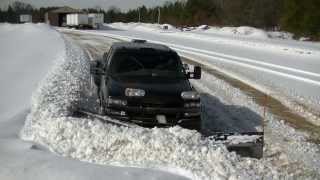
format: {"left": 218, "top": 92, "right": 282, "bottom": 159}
{"left": 88, "top": 13, "right": 104, "bottom": 29}
{"left": 20, "top": 14, "right": 32, "bottom": 23}
{"left": 66, "top": 14, "right": 89, "bottom": 28}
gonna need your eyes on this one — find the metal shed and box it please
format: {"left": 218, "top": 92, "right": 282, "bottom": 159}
{"left": 45, "top": 6, "right": 81, "bottom": 27}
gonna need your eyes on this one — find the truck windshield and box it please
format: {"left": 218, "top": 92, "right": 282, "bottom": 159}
{"left": 109, "top": 50, "right": 186, "bottom": 79}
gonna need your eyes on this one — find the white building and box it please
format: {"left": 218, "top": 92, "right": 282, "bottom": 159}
{"left": 20, "top": 14, "right": 32, "bottom": 23}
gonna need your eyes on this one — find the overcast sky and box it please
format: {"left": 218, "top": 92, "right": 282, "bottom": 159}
{"left": 0, "top": 0, "right": 177, "bottom": 11}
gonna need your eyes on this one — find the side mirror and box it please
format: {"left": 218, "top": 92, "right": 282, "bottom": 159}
{"left": 194, "top": 66, "right": 202, "bottom": 79}
{"left": 183, "top": 64, "right": 190, "bottom": 71}
{"left": 90, "top": 60, "right": 105, "bottom": 75}
{"left": 188, "top": 66, "right": 201, "bottom": 79}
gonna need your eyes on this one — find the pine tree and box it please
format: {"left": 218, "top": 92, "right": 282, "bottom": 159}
{"left": 281, "top": 0, "right": 320, "bottom": 38}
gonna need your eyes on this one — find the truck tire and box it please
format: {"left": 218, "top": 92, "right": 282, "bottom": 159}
{"left": 98, "top": 91, "right": 106, "bottom": 115}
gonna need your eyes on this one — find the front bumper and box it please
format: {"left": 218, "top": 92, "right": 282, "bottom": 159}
{"left": 106, "top": 105, "right": 201, "bottom": 131}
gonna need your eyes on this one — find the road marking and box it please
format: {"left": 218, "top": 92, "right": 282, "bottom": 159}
{"left": 82, "top": 31, "right": 320, "bottom": 79}
{"left": 66, "top": 30, "right": 320, "bottom": 86}
{"left": 175, "top": 48, "right": 320, "bottom": 86}
{"left": 165, "top": 43, "right": 320, "bottom": 78}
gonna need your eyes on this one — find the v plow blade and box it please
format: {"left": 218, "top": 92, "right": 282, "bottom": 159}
{"left": 207, "top": 132, "right": 264, "bottom": 159}
{"left": 75, "top": 110, "right": 264, "bottom": 158}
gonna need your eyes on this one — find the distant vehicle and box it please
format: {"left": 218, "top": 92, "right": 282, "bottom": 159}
{"left": 90, "top": 40, "right": 202, "bottom": 130}
{"left": 20, "top": 14, "right": 32, "bottom": 23}
{"left": 88, "top": 13, "right": 104, "bottom": 29}
{"left": 66, "top": 13, "right": 104, "bottom": 29}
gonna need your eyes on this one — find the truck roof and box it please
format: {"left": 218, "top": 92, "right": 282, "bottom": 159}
{"left": 111, "top": 41, "right": 173, "bottom": 52}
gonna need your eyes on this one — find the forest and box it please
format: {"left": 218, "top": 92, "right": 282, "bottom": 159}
{"left": 0, "top": 0, "right": 319, "bottom": 39}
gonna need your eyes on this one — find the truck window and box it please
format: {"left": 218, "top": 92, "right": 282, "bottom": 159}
{"left": 109, "top": 50, "right": 185, "bottom": 78}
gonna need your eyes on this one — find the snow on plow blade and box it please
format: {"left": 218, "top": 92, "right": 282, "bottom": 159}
{"left": 207, "top": 132, "right": 264, "bottom": 159}
{"left": 76, "top": 110, "right": 264, "bottom": 158}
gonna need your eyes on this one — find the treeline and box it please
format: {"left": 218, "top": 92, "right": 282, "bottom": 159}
{"left": 0, "top": 2, "right": 105, "bottom": 23}
{"left": 109, "top": 0, "right": 319, "bottom": 39}
{"left": 0, "top": 2, "right": 60, "bottom": 23}
{"left": 1, "top": 0, "right": 319, "bottom": 39}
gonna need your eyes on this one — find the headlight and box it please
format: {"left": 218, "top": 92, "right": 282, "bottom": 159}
{"left": 108, "top": 97, "right": 127, "bottom": 106}
{"left": 125, "top": 88, "right": 146, "bottom": 97}
{"left": 181, "top": 91, "right": 200, "bottom": 100}
{"left": 184, "top": 102, "right": 201, "bottom": 108}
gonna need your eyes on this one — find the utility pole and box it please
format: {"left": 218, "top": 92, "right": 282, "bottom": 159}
{"left": 157, "top": 8, "right": 161, "bottom": 24}
{"left": 138, "top": 8, "right": 141, "bottom": 23}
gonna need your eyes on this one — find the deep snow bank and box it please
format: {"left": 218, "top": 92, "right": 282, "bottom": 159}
{"left": 107, "top": 22, "right": 180, "bottom": 33}
{"left": 199, "top": 26, "right": 293, "bottom": 40}
{"left": 20, "top": 31, "right": 267, "bottom": 180}
{"left": 207, "top": 26, "right": 270, "bottom": 39}
{"left": 107, "top": 22, "right": 294, "bottom": 40}
{"left": 0, "top": 23, "right": 64, "bottom": 121}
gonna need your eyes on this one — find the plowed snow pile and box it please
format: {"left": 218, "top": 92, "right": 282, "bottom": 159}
{"left": 19, "top": 31, "right": 277, "bottom": 179}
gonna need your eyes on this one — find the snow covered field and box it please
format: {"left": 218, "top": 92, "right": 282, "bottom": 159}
{"left": 1, "top": 23, "right": 320, "bottom": 180}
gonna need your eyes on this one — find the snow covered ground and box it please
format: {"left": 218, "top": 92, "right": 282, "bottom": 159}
{"left": 1, "top": 23, "right": 320, "bottom": 180}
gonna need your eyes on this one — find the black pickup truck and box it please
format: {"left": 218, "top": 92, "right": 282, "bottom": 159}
{"left": 90, "top": 40, "right": 202, "bottom": 131}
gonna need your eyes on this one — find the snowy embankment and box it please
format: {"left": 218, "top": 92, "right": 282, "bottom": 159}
{"left": 0, "top": 23, "right": 63, "bottom": 121}
{"left": 109, "top": 22, "right": 294, "bottom": 40}
{"left": 194, "top": 26, "right": 293, "bottom": 40}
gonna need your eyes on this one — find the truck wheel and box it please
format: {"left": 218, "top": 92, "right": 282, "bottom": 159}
{"left": 98, "top": 91, "right": 105, "bottom": 115}
{"left": 98, "top": 100, "right": 105, "bottom": 115}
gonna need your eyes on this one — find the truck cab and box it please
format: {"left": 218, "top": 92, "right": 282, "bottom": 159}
{"left": 90, "top": 40, "right": 202, "bottom": 131}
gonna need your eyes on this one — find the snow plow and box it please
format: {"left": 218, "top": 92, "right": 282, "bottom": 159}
{"left": 80, "top": 39, "right": 263, "bottom": 158}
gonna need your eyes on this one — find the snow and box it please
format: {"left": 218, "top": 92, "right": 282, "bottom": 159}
{"left": 209, "top": 26, "right": 270, "bottom": 39}
{"left": 0, "top": 23, "right": 188, "bottom": 180}
{"left": 195, "top": 26, "right": 294, "bottom": 40}
{"left": 0, "top": 23, "right": 63, "bottom": 121}
{"left": 108, "top": 22, "right": 180, "bottom": 33}
{"left": 2, "top": 22, "right": 320, "bottom": 180}
{"left": 108, "top": 23, "right": 295, "bottom": 40}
